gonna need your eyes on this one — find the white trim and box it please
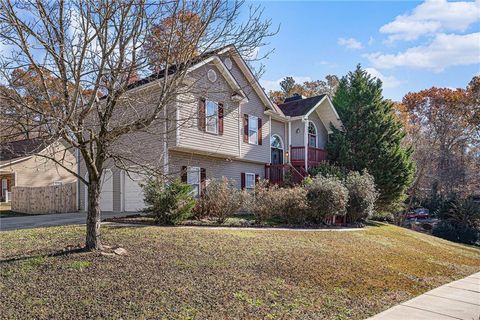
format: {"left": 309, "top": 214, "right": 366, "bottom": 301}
{"left": 219, "top": 46, "right": 278, "bottom": 113}
{"left": 269, "top": 115, "right": 272, "bottom": 164}
{"left": 0, "top": 156, "right": 33, "bottom": 168}
{"left": 304, "top": 95, "right": 342, "bottom": 131}
{"left": 247, "top": 114, "right": 259, "bottom": 145}
{"left": 308, "top": 120, "right": 318, "bottom": 148}
{"left": 245, "top": 172, "right": 256, "bottom": 191}
{"left": 288, "top": 122, "right": 292, "bottom": 164}
{"left": 186, "top": 166, "right": 201, "bottom": 197}
{"left": 205, "top": 100, "right": 219, "bottom": 134}
{"left": 270, "top": 134, "right": 284, "bottom": 150}
{"left": 303, "top": 118, "right": 308, "bottom": 170}
{"left": 188, "top": 56, "right": 247, "bottom": 101}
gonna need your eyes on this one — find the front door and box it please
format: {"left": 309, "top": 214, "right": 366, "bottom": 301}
{"left": 271, "top": 148, "right": 283, "bottom": 165}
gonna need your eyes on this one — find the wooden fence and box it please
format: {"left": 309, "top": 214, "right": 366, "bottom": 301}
{"left": 11, "top": 183, "right": 76, "bottom": 214}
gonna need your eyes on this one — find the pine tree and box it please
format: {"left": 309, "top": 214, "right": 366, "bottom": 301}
{"left": 327, "top": 65, "right": 415, "bottom": 211}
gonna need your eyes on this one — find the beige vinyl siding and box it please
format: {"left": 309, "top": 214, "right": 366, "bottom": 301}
{"left": 176, "top": 63, "right": 240, "bottom": 157}
{"left": 290, "top": 119, "right": 305, "bottom": 147}
{"left": 223, "top": 56, "right": 270, "bottom": 163}
{"left": 169, "top": 150, "right": 264, "bottom": 189}
{"left": 308, "top": 110, "right": 329, "bottom": 149}
{"left": 271, "top": 119, "right": 286, "bottom": 149}
{"left": 2, "top": 148, "right": 76, "bottom": 188}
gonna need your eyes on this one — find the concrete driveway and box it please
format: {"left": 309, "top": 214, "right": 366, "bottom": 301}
{"left": 0, "top": 211, "right": 131, "bottom": 231}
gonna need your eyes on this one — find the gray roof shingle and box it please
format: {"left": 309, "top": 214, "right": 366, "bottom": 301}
{"left": 277, "top": 94, "right": 326, "bottom": 117}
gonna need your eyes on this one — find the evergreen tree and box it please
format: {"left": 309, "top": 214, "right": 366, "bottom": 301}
{"left": 327, "top": 65, "right": 415, "bottom": 211}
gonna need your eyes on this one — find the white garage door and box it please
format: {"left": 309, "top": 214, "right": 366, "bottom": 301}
{"left": 123, "top": 171, "right": 146, "bottom": 212}
{"left": 85, "top": 169, "right": 114, "bottom": 212}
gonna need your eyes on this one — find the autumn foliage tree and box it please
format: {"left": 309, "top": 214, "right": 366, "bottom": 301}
{"left": 143, "top": 11, "right": 202, "bottom": 72}
{"left": 268, "top": 75, "right": 339, "bottom": 104}
{"left": 0, "top": 0, "right": 274, "bottom": 250}
{"left": 400, "top": 78, "right": 480, "bottom": 204}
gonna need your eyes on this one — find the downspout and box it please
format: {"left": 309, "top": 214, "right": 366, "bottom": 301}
{"left": 288, "top": 121, "right": 292, "bottom": 164}
{"left": 76, "top": 148, "right": 80, "bottom": 211}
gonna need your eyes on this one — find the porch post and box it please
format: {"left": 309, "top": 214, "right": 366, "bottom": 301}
{"left": 287, "top": 121, "right": 292, "bottom": 164}
{"left": 304, "top": 118, "right": 308, "bottom": 170}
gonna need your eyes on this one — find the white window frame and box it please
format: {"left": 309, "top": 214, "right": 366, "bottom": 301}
{"left": 245, "top": 173, "right": 256, "bottom": 192}
{"left": 248, "top": 115, "right": 258, "bottom": 145}
{"left": 205, "top": 100, "right": 219, "bottom": 134}
{"left": 187, "top": 166, "right": 201, "bottom": 197}
{"left": 308, "top": 121, "right": 318, "bottom": 148}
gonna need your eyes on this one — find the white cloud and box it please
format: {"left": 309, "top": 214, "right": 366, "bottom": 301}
{"left": 366, "top": 32, "right": 480, "bottom": 72}
{"left": 338, "top": 37, "right": 363, "bottom": 49}
{"left": 260, "top": 76, "right": 312, "bottom": 92}
{"left": 365, "top": 68, "right": 403, "bottom": 89}
{"left": 380, "top": 0, "right": 480, "bottom": 42}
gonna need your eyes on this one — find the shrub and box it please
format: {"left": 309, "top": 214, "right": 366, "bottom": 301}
{"left": 245, "top": 180, "right": 281, "bottom": 223}
{"left": 143, "top": 178, "right": 195, "bottom": 225}
{"left": 305, "top": 175, "right": 348, "bottom": 223}
{"left": 345, "top": 170, "right": 379, "bottom": 223}
{"left": 193, "top": 178, "right": 242, "bottom": 223}
{"left": 370, "top": 211, "right": 394, "bottom": 222}
{"left": 309, "top": 162, "right": 347, "bottom": 180}
{"left": 437, "top": 197, "right": 480, "bottom": 229}
{"left": 432, "top": 221, "right": 479, "bottom": 245}
{"left": 277, "top": 186, "right": 308, "bottom": 224}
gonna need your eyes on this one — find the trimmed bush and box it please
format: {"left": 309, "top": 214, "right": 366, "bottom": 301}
{"left": 245, "top": 180, "right": 281, "bottom": 223}
{"left": 277, "top": 186, "right": 309, "bottom": 224}
{"left": 345, "top": 170, "right": 378, "bottom": 223}
{"left": 193, "top": 178, "right": 242, "bottom": 223}
{"left": 432, "top": 221, "right": 479, "bottom": 245}
{"left": 143, "top": 178, "right": 195, "bottom": 225}
{"left": 305, "top": 175, "right": 348, "bottom": 223}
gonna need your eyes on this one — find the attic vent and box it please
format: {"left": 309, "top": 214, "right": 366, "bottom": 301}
{"left": 207, "top": 69, "right": 217, "bottom": 82}
{"left": 224, "top": 57, "right": 232, "bottom": 70}
{"left": 284, "top": 93, "right": 303, "bottom": 103}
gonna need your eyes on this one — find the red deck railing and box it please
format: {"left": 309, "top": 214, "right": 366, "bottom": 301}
{"left": 265, "top": 164, "right": 305, "bottom": 185}
{"left": 290, "top": 146, "right": 327, "bottom": 166}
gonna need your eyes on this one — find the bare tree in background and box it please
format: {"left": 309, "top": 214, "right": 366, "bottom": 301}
{"left": 0, "top": 0, "right": 275, "bottom": 250}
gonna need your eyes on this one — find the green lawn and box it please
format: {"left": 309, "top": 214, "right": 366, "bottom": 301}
{"left": 0, "top": 223, "right": 479, "bottom": 319}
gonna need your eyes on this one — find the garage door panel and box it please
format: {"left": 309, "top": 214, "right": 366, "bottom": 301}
{"left": 84, "top": 169, "right": 113, "bottom": 212}
{"left": 124, "top": 171, "right": 146, "bottom": 212}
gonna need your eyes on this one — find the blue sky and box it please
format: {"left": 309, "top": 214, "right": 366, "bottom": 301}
{"left": 254, "top": 0, "right": 480, "bottom": 101}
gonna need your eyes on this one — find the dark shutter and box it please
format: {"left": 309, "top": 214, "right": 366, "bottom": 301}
{"left": 243, "top": 114, "right": 249, "bottom": 143}
{"left": 218, "top": 103, "right": 224, "bottom": 135}
{"left": 198, "top": 98, "right": 206, "bottom": 131}
{"left": 255, "top": 174, "right": 260, "bottom": 183}
{"left": 200, "top": 168, "right": 206, "bottom": 193}
{"left": 181, "top": 166, "right": 187, "bottom": 183}
{"left": 241, "top": 172, "right": 246, "bottom": 190}
{"left": 257, "top": 117, "right": 262, "bottom": 145}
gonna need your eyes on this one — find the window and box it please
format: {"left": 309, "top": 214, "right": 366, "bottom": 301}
{"left": 245, "top": 173, "right": 255, "bottom": 191}
{"left": 308, "top": 121, "right": 317, "bottom": 148}
{"left": 52, "top": 181, "right": 63, "bottom": 186}
{"left": 187, "top": 167, "right": 201, "bottom": 197}
{"left": 206, "top": 100, "right": 218, "bottom": 134}
{"left": 271, "top": 135, "right": 283, "bottom": 149}
{"left": 248, "top": 115, "right": 258, "bottom": 144}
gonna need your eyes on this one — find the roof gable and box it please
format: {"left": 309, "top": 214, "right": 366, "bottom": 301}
{"left": 278, "top": 95, "right": 326, "bottom": 117}
{"left": 0, "top": 138, "right": 48, "bottom": 162}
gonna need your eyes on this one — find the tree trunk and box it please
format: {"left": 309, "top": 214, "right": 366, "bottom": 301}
{"left": 86, "top": 179, "right": 102, "bottom": 250}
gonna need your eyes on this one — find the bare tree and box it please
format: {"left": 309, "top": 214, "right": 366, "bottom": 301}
{"left": 0, "top": 0, "right": 275, "bottom": 250}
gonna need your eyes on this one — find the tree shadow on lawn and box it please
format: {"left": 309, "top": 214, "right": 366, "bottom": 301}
{"left": 0, "top": 246, "right": 87, "bottom": 265}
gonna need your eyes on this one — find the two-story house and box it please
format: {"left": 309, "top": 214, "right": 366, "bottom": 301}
{"left": 78, "top": 46, "right": 342, "bottom": 212}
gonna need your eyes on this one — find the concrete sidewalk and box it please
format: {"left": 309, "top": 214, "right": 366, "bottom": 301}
{"left": 368, "top": 272, "right": 480, "bottom": 320}
{"left": 0, "top": 211, "right": 131, "bottom": 231}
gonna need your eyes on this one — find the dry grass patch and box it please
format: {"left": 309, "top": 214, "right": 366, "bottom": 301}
{"left": 0, "top": 223, "right": 479, "bottom": 319}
